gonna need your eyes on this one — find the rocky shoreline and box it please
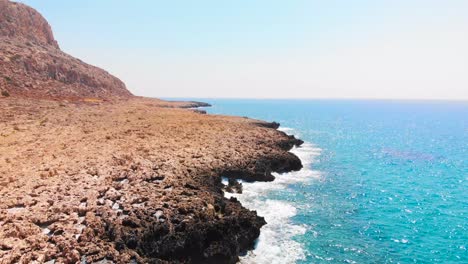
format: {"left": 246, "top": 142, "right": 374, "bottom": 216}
{"left": 0, "top": 1, "right": 305, "bottom": 262}
{"left": 0, "top": 97, "right": 303, "bottom": 263}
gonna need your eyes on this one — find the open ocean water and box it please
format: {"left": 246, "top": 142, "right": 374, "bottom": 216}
{"left": 195, "top": 99, "right": 468, "bottom": 264}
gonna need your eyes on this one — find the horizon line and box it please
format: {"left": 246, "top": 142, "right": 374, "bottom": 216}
{"left": 157, "top": 96, "right": 468, "bottom": 103}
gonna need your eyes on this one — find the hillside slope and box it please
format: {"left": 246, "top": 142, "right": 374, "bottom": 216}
{"left": 0, "top": 0, "right": 132, "bottom": 99}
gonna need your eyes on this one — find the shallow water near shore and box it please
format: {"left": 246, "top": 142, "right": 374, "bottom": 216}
{"left": 196, "top": 99, "right": 468, "bottom": 264}
{"left": 224, "top": 141, "right": 321, "bottom": 263}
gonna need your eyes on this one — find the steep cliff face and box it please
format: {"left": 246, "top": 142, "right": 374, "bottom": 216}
{"left": 0, "top": 0, "right": 132, "bottom": 99}
{"left": 0, "top": 0, "right": 58, "bottom": 48}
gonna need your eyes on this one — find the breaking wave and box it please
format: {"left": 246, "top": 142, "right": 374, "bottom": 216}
{"left": 224, "top": 127, "right": 322, "bottom": 264}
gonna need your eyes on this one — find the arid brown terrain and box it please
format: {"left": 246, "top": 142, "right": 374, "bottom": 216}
{"left": 0, "top": 0, "right": 131, "bottom": 99}
{"left": 0, "top": 0, "right": 304, "bottom": 263}
{"left": 0, "top": 97, "right": 302, "bottom": 263}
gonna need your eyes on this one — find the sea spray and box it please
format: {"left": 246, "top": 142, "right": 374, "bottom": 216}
{"left": 224, "top": 128, "right": 322, "bottom": 264}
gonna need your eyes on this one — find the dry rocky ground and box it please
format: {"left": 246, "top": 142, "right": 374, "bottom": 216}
{"left": 0, "top": 97, "right": 303, "bottom": 263}
{"left": 0, "top": 1, "right": 304, "bottom": 262}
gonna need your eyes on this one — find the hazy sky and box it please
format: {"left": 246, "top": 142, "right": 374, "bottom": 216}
{"left": 19, "top": 0, "right": 468, "bottom": 99}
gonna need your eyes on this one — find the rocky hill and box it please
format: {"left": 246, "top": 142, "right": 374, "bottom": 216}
{"left": 0, "top": 0, "right": 132, "bottom": 99}
{"left": 0, "top": 1, "right": 307, "bottom": 263}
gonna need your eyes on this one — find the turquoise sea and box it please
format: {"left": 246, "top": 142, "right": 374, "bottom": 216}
{"left": 199, "top": 99, "right": 467, "bottom": 264}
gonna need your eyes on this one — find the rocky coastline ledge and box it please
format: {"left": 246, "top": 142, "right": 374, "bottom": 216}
{"left": 0, "top": 97, "right": 304, "bottom": 263}
{"left": 0, "top": 0, "right": 304, "bottom": 262}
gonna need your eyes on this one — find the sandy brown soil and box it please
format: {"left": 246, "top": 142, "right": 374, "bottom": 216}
{"left": 0, "top": 96, "right": 303, "bottom": 263}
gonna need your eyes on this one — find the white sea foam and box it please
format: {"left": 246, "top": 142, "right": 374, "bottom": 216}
{"left": 278, "top": 127, "right": 295, "bottom": 134}
{"left": 224, "top": 127, "right": 322, "bottom": 264}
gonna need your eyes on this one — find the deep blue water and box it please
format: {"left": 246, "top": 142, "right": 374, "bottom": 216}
{"left": 197, "top": 99, "right": 467, "bottom": 263}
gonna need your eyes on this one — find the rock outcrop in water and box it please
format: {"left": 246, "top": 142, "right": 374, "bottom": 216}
{"left": 0, "top": 0, "right": 131, "bottom": 99}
